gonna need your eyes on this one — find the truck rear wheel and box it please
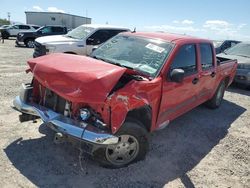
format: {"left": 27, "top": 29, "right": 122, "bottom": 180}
{"left": 94, "top": 120, "right": 149, "bottom": 168}
{"left": 206, "top": 81, "right": 226, "bottom": 109}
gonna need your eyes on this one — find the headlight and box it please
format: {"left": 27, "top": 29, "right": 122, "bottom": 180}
{"left": 46, "top": 45, "right": 56, "bottom": 53}
{"left": 19, "top": 33, "right": 24, "bottom": 37}
{"left": 79, "top": 108, "right": 90, "bottom": 121}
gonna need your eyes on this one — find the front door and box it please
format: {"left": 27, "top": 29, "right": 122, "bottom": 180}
{"left": 157, "top": 44, "right": 202, "bottom": 127}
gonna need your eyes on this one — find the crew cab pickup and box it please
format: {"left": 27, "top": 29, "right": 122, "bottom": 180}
{"left": 13, "top": 32, "right": 237, "bottom": 168}
{"left": 16, "top": 25, "right": 68, "bottom": 48}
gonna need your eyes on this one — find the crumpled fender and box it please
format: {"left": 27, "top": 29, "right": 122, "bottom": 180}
{"left": 106, "top": 77, "right": 162, "bottom": 133}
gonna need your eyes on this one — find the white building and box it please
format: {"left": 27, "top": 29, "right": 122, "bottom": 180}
{"left": 25, "top": 11, "right": 91, "bottom": 29}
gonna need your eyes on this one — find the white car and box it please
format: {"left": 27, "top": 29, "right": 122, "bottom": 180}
{"left": 5, "top": 24, "right": 40, "bottom": 37}
{"left": 33, "top": 24, "right": 130, "bottom": 57}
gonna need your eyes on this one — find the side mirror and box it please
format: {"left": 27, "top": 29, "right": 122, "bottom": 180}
{"left": 92, "top": 46, "right": 98, "bottom": 52}
{"left": 169, "top": 69, "right": 185, "bottom": 83}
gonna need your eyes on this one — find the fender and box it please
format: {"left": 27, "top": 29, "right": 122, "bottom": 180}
{"left": 106, "top": 77, "right": 162, "bottom": 133}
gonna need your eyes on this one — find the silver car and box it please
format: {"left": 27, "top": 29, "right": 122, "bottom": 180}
{"left": 217, "top": 42, "right": 250, "bottom": 87}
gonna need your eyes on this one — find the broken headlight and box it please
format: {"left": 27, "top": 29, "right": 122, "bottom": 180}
{"left": 79, "top": 108, "right": 90, "bottom": 121}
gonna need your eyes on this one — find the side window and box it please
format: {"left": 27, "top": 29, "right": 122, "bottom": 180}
{"left": 87, "top": 30, "right": 114, "bottom": 45}
{"left": 41, "top": 27, "right": 52, "bottom": 34}
{"left": 170, "top": 44, "right": 197, "bottom": 75}
{"left": 200, "top": 43, "right": 213, "bottom": 70}
{"left": 19, "top": 25, "right": 30, "bottom": 30}
{"left": 51, "top": 27, "right": 64, "bottom": 33}
{"left": 230, "top": 42, "right": 237, "bottom": 48}
{"left": 12, "top": 25, "right": 19, "bottom": 29}
{"left": 222, "top": 41, "right": 230, "bottom": 50}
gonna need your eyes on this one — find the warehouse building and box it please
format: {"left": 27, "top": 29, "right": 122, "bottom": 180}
{"left": 25, "top": 11, "right": 91, "bottom": 29}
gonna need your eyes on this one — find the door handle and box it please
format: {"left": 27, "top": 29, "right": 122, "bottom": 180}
{"left": 192, "top": 77, "right": 199, "bottom": 84}
{"left": 211, "top": 72, "right": 216, "bottom": 77}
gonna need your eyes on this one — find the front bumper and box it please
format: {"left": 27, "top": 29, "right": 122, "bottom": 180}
{"left": 13, "top": 96, "right": 118, "bottom": 145}
{"left": 234, "top": 69, "right": 250, "bottom": 86}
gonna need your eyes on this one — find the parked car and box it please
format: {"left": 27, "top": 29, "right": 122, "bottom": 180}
{"left": 16, "top": 25, "right": 68, "bottom": 48}
{"left": 217, "top": 42, "right": 250, "bottom": 87}
{"left": 13, "top": 32, "right": 237, "bottom": 168}
{"left": 0, "top": 25, "right": 10, "bottom": 29}
{"left": 0, "top": 24, "right": 40, "bottom": 39}
{"left": 33, "top": 24, "right": 130, "bottom": 57}
{"left": 213, "top": 40, "right": 240, "bottom": 54}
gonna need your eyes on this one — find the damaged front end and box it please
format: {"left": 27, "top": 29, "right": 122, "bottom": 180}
{"left": 13, "top": 83, "right": 118, "bottom": 145}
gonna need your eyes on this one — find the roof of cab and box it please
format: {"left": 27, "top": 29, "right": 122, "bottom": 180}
{"left": 124, "top": 31, "right": 212, "bottom": 44}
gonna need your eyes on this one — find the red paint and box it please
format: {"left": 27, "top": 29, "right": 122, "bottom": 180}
{"left": 28, "top": 53, "right": 126, "bottom": 103}
{"left": 27, "top": 33, "right": 237, "bottom": 134}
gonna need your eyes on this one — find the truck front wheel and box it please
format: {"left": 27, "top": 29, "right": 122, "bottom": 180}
{"left": 25, "top": 39, "right": 35, "bottom": 48}
{"left": 94, "top": 120, "right": 149, "bottom": 168}
{"left": 206, "top": 80, "right": 226, "bottom": 109}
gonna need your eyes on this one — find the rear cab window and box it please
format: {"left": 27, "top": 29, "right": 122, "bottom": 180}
{"left": 199, "top": 43, "right": 214, "bottom": 70}
{"left": 170, "top": 44, "right": 197, "bottom": 76}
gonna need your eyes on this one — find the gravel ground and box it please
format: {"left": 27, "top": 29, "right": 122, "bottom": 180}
{"left": 0, "top": 39, "right": 249, "bottom": 188}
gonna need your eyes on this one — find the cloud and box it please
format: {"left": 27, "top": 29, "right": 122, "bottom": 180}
{"left": 144, "top": 20, "right": 250, "bottom": 41}
{"left": 33, "top": 6, "right": 43, "bottom": 11}
{"left": 47, "top": 7, "right": 65, "bottom": 13}
{"left": 202, "top": 20, "right": 250, "bottom": 40}
{"left": 172, "top": 19, "right": 194, "bottom": 25}
{"left": 182, "top": 19, "right": 194, "bottom": 25}
{"left": 145, "top": 25, "right": 202, "bottom": 33}
{"left": 237, "top": 23, "right": 247, "bottom": 30}
{"left": 203, "top": 20, "right": 231, "bottom": 30}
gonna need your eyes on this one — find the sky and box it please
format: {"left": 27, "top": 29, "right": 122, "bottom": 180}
{"left": 1, "top": 0, "right": 250, "bottom": 41}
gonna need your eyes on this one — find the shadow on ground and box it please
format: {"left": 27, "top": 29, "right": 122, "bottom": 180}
{"left": 4, "top": 100, "right": 246, "bottom": 188}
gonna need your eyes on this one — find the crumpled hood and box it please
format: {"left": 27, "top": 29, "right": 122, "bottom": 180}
{"left": 35, "top": 35, "right": 79, "bottom": 44}
{"left": 217, "top": 53, "right": 250, "bottom": 64}
{"left": 28, "top": 53, "right": 126, "bottom": 103}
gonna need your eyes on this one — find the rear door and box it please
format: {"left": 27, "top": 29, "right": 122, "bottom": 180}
{"left": 51, "top": 27, "right": 65, "bottom": 35}
{"left": 19, "top": 25, "right": 32, "bottom": 34}
{"left": 157, "top": 43, "right": 202, "bottom": 127}
{"left": 197, "top": 43, "right": 217, "bottom": 101}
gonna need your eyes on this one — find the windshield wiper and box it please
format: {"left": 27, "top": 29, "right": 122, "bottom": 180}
{"left": 65, "top": 35, "right": 76, "bottom": 39}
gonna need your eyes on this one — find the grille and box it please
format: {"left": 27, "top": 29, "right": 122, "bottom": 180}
{"left": 41, "top": 88, "right": 67, "bottom": 115}
{"left": 33, "top": 41, "right": 46, "bottom": 58}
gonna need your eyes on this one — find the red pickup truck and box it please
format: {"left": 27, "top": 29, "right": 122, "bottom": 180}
{"left": 13, "top": 32, "right": 237, "bottom": 168}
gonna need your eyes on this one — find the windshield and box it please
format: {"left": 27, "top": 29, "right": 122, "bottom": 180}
{"left": 213, "top": 41, "right": 223, "bottom": 48}
{"left": 225, "top": 43, "right": 250, "bottom": 58}
{"left": 91, "top": 35, "right": 173, "bottom": 77}
{"left": 65, "top": 26, "right": 94, "bottom": 39}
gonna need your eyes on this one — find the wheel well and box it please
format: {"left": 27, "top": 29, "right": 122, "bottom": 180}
{"left": 126, "top": 106, "right": 152, "bottom": 132}
{"left": 224, "top": 76, "right": 230, "bottom": 87}
{"left": 24, "top": 38, "right": 35, "bottom": 43}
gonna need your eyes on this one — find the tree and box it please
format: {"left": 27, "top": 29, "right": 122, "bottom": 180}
{"left": 0, "top": 18, "right": 10, "bottom": 26}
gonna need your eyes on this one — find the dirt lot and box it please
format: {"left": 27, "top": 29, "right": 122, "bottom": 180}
{"left": 0, "top": 39, "right": 249, "bottom": 188}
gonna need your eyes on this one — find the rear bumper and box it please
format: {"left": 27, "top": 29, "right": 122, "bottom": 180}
{"left": 13, "top": 96, "right": 118, "bottom": 145}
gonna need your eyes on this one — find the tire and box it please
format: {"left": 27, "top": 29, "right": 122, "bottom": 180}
{"left": 25, "top": 39, "right": 35, "bottom": 48}
{"left": 206, "top": 81, "right": 226, "bottom": 109}
{"left": 1, "top": 30, "right": 9, "bottom": 39}
{"left": 93, "top": 120, "right": 149, "bottom": 168}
